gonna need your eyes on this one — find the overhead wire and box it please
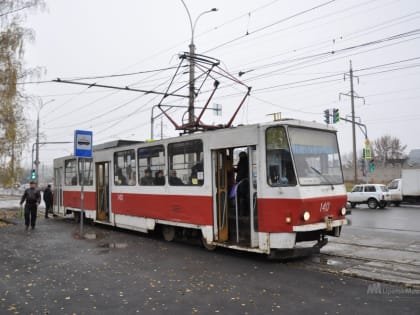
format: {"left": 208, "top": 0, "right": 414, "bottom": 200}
{"left": 203, "top": 0, "right": 337, "bottom": 54}
{"left": 36, "top": 1, "right": 420, "bottom": 142}
{"left": 211, "top": 0, "right": 388, "bottom": 58}
{"left": 226, "top": 4, "right": 420, "bottom": 75}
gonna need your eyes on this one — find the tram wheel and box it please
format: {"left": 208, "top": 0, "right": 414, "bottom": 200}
{"left": 201, "top": 236, "right": 216, "bottom": 251}
{"left": 162, "top": 226, "right": 176, "bottom": 242}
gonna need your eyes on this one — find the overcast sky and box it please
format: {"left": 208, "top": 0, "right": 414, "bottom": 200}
{"left": 21, "top": 0, "right": 420, "bottom": 167}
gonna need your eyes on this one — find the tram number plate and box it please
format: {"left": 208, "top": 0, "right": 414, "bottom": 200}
{"left": 325, "top": 215, "right": 333, "bottom": 231}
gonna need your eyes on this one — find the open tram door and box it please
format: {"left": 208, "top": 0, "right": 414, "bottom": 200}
{"left": 96, "top": 162, "right": 110, "bottom": 222}
{"left": 53, "top": 166, "right": 64, "bottom": 215}
{"left": 212, "top": 146, "right": 258, "bottom": 248}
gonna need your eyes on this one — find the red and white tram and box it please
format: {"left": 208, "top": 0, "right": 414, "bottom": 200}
{"left": 53, "top": 119, "right": 347, "bottom": 257}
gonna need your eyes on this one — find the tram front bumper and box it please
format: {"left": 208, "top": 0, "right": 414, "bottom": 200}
{"left": 292, "top": 218, "right": 347, "bottom": 232}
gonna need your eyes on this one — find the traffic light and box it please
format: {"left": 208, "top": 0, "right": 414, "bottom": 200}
{"left": 360, "top": 158, "right": 366, "bottom": 170}
{"left": 31, "top": 169, "right": 36, "bottom": 180}
{"left": 323, "top": 109, "right": 330, "bottom": 124}
{"left": 333, "top": 108, "right": 340, "bottom": 123}
{"left": 369, "top": 159, "right": 375, "bottom": 173}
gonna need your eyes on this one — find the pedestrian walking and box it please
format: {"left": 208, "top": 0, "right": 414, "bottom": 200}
{"left": 20, "top": 181, "right": 41, "bottom": 230}
{"left": 43, "top": 184, "right": 53, "bottom": 218}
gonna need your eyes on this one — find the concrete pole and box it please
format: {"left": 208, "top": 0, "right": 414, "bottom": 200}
{"left": 35, "top": 111, "right": 40, "bottom": 182}
{"left": 34, "top": 99, "right": 54, "bottom": 182}
{"left": 180, "top": 1, "right": 217, "bottom": 128}
{"left": 188, "top": 42, "right": 195, "bottom": 126}
{"left": 350, "top": 61, "right": 358, "bottom": 184}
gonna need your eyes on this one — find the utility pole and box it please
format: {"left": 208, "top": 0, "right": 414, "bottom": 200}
{"left": 34, "top": 99, "right": 54, "bottom": 182}
{"left": 35, "top": 113, "right": 40, "bottom": 181}
{"left": 180, "top": 1, "right": 217, "bottom": 128}
{"left": 339, "top": 61, "right": 365, "bottom": 184}
{"left": 188, "top": 39, "right": 195, "bottom": 126}
{"left": 350, "top": 61, "right": 357, "bottom": 184}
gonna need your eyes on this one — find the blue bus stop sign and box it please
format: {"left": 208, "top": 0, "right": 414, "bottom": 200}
{"left": 74, "top": 130, "right": 93, "bottom": 158}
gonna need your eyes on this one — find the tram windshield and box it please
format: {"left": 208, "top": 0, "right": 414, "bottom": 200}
{"left": 288, "top": 127, "right": 343, "bottom": 186}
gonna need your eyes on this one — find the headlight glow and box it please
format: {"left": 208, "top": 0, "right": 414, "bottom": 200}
{"left": 340, "top": 207, "right": 346, "bottom": 216}
{"left": 303, "top": 211, "right": 311, "bottom": 221}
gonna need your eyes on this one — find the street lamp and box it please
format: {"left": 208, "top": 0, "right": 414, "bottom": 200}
{"left": 180, "top": 1, "right": 217, "bottom": 126}
{"left": 34, "top": 98, "right": 54, "bottom": 182}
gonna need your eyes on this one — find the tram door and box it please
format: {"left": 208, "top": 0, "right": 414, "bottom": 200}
{"left": 248, "top": 146, "right": 259, "bottom": 248}
{"left": 96, "top": 162, "right": 110, "bottom": 221}
{"left": 53, "top": 167, "right": 64, "bottom": 215}
{"left": 213, "top": 146, "right": 258, "bottom": 247}
{"left": 213, "top": 149, "right": 232, "bottom": 242}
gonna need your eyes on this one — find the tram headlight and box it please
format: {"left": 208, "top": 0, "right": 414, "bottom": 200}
{"left": 285, "top": 216, "right": 292, "bottom": 224}
{"left": 340, "top": 207, "right": 347, "bottom": 216}
{"left": 302, "top": 211, "right": 311, "bottom": 222}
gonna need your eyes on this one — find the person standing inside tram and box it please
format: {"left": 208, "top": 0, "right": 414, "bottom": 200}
{"left": 235, "top": 151, "right": 249, "bottom": 216}
{"left": 235, "top": 151, "right": 249, "bottom": 183}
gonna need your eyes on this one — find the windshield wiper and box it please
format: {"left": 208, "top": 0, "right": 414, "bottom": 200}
{"left": 311, "top": 167, "right": 334, "bottom": 190}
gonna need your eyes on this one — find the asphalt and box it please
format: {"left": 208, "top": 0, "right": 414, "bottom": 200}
{"left": 1, "top": 212, "right": 420, "bottom": 315}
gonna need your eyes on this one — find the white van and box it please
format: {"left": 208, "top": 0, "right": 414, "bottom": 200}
{"left": 387, "top": 178, "right": 403, "bottom": 206}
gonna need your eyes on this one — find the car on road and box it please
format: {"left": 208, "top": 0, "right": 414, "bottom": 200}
{"left": 386, "top": 178, "right": 403, "bottom": 206}
{"left": 347, "top": 184, "right": 391, "bottom": 209}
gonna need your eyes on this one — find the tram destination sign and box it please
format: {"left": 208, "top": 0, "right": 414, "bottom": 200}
{"left": 74, "top": 130, "right": 93, "bottom": 158}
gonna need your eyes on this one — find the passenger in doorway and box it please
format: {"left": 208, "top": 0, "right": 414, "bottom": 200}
{"left": 169, "top": 170, "right": 184, "bottom": 186}
{"left": 235, "top": 151, "right": 249, "bottom": 183}
{"left": 20, "top": 181, "right": 41, "bottom": 231}
{"left": 140, "top": 168, "right": 154, "bottom": 185}
{"left": 43, "top": 184, "right": 53, "bottom": 218}
{"left": 154, "top": 170, "right": 165, "bottom": 186}
{"left": 235, "top": 151, "right": 249, "bottom": 216}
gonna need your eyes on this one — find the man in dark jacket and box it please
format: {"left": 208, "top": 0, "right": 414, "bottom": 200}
{"left": 20, "top": 181, "right": 41, "bottom": 230}
{"left": 43, "top": 184, "right": 53, "bottom": 218}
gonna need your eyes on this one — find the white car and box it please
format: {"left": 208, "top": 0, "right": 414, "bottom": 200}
{"left": 347, "top": 184, "right": 391, "bottom": 209}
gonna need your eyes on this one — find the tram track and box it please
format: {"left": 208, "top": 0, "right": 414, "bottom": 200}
{"left": 349, "top": 225, "right": 420, "bottom": 234}
{"left": 303, "top": 237, "right": 420, "bottom": 288}
{"left": 320, "top": 250, "right": 420, "bottom": 268}
{"left": 327, "top": 239, "right": 420, "bottom": 255}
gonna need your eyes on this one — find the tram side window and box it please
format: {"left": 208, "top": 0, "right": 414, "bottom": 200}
{"left": 114, "top": 149, "right": 136, "bottom": 186}
{"left": 78, "top": 158, "right": 93, "bottom": 186}
{"left": 138, "top": 145, "right": 165, "bottom": 186}
{"left": 266, "top": 127, "right": 296, "bottom": 186}
{"left": 64, "top": 159, "right": 78, "bottom": 186}
{"left": 168, "top": 140, "right": 204, "bottom": 186}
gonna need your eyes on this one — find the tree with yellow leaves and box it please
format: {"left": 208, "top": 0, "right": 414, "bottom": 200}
{"left": 0, "top": 0, "right": 44, "bottom": 187}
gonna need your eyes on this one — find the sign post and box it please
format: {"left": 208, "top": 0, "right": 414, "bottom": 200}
{"left": 363, "top": 139, "right": 373, "bottom": 183}
{"left": 74, "top": 130, "right": 93, "bottom": 238}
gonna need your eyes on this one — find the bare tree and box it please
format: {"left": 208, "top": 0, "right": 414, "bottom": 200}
{"left": 373, "top": 135, "right": 407, "bottom": 165}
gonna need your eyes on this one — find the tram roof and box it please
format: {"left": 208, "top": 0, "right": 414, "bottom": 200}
{"left": 93, "top": 140, "right": 144, "bottom": 151}
{"left": 56, "top": 119, "right": 336, "bottom": 159}
{"left": 98, "top": 119, "right": 336, "bottom": 150}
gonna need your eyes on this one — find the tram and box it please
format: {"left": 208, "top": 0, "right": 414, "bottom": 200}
{"left": 53, "top": 119, "right": 347, "bottom": 257}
